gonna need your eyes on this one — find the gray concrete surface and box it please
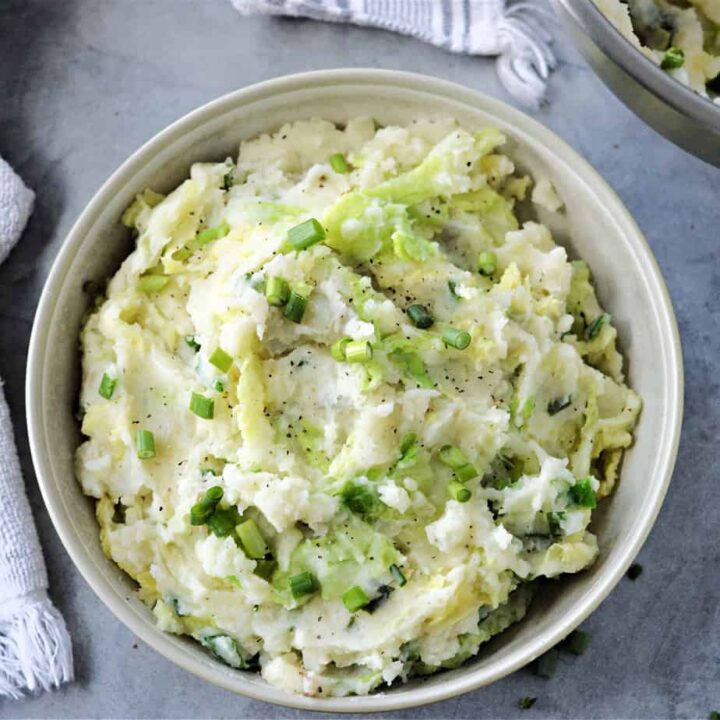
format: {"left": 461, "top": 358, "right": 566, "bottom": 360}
{"left": 0, "top": 1, "right": 718, "bottom": 718}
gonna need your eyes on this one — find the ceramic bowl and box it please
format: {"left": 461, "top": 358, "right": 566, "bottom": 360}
{"left": 26, "top": 69, "right": 683, "bottom": 712}
{"left": 554, "top": 0, "right": 720, "bottom": 166}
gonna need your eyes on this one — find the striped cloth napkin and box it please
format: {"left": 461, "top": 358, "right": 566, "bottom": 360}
{"left": 0, "top": 157, "right": 74, "bottom": 699}
{"left": 230, "top": 0, "right": 557, "bottom": 107}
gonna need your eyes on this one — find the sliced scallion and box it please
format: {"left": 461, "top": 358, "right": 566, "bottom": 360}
{"left": 661, "top": 46, "right": 684, "bottom": 70}
{"left": 265, "top": 276, "right": 290, "bottom": 307}
{"left": 288, "top": 218, "right": 326, "bottom": 251}
{"left": 236, "top": 519, "right": 269, "bottom": 559}
{"left": 138, "top": 274, "right": 169, "bottom": 294}
{"left": 584, "top": 313, "right": 610, "bottom": 340}
{"left": 561, "top": 629, "right": 591, "bottom": 655}
{"left": 208, "top": 347, "right": 233, "bottom": 373}
{"left": 190, "top": 392, "right": 214, "bottom": 420}
{"left": 136, "top": 429, "right": 155, "bottom": 459}
{"left": 449, "top": 480, "right": 471, "bottom": 503}
{"left": 331, "top": 337, "right": 352, "bottom": 361}
{"left": 344, "top": 340, "right": 373, "bottom": 363}
{"left": 477, "top": 250, "right": 497, "bottom": 276}
{"left": 406, "top": 304, "right": 434, "bottom": 329}
{"left": 389, "top": 563, "right": 407, "bottom": 587}
{"left": 288, "top": 571, "right": 318, "bottom": 599}
{"left": 184, "top": 335, "right": 201, "bottom": 352}
{"left": 442, "top": 326, "right": 471, "bottom": 350}
{"left": 569, "top": 477, "right": 597, "bottom": 508}
{"left": 342, "top": 585, "right": 370, "bottom": 613}
{"left": 195, "top": 221, "right": 230, "bottom": 246}
{"left": 329, "top": 153, "right": 350, "bottom": 174}
{"left": 98, "top": 373, "right": 116, "bottom": 400}
{"left": 284, "top": 291, "right": 308, "bottom": 323}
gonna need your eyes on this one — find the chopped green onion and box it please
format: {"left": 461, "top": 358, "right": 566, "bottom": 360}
{"left": 547, "top": 395, "right": 572, "bottom": 415}
{"left": 222, "top": 170, "right": 235, "bottom": 191}
{"left": 518, "top": 697, "right": 537, "bottom": 710}
{"left": 341, "top": 482, "right": 376, "bottom": 516}
{"left": 442, "top": 326, "right": 471, "bottom": 350}
{"left": 190, "top": 392, "right": 214, "bottom": 420}
{"left": 477, "top": 250, "right": 497, "bottom": 276}
{"left": 448, "top": 279, "right": 460, "bottom": 301}
{"left": 288, "top": 218, "right": 326, "bottom": 251}
{"left": 254, "top": 558, "right": 277, "bottom": 581}
{"left": 190, "top": 503, "right": 213, "bottom": 526}
{"left": 184, "top": 335, "right": 201, "bottom": 351}
{"left": 399, "top": 433, "right": 417, "bottom": 456}
{"left": 136, "top": 429, "right": 155, "bottom": 459}
{"left": 207, "top": 505, "right": 241, "bottom": 537}
{"left": 438, "top": 445, "right": 477, "bottom": 481}
{"left": 138, "top": 274, "right": 169, "bottom": 294}
{"left": 208, "top": 347, "right": 233, "bottom": 373}
{"left": 329, "top": 153, "right": 350, "bottom": 174}
{"left": 449, "top": 480, "right": 471, "bottom": 502}
{"left": 288, "top": 571, "right": 318, "bottom": 599}
{"left": 342, "top": 585, "right": 370, "bottom": 612}
{"left": 200, "top": 486, "right": 224, "bottom": 508}
{"left": 561, "top": 629, "right": 591, "bottom": 655}
{"left": 585, "top": 313, "right": 611, "bottom": 340}
{"left": 331, "top": 337, "right": 352, "bottom": 361}
{"left": 248, "top": 274, "right": 266, "bottom": 293}
{"left": 284, "top": 291, "right": 308, "bottom": 323}
{"left": 195, "top": 221, "right": 230, "bottom": 246}
{"left": 389, "top": 563, "right": 407, "bottom": 586}
{"left": 547, "top": 511, "right": 564, "bottom": 537}
{"left": 213, "top": 380, "right": 225, "bottom": 393}
{"left": 406, "top": 304, "right": 434, "bottom": 329}
{"left": 265, "top": 276, "right": 290, "bottom": 307}
{"left": 627, "top": 562, "right": 643, "bottom": 580}
{"left": 710, "top": 712, "right": 720, "bottom": 720}
{"left": 344, "top": 340, "right": 373, "bottom": 363}
{"left": 569, "top": 477, "right": 597, "bottom": 508}
{"left": 535, "top": 648, "right": 559, "bottom": 678}
{"left": 661, "top": 46, "right": 684, "bottom": 70}
{"left": 98, "top": 373, "right": 116, "bottom": 400}
{"left": 236, "top": 519, "right": 269, "bottom": 559}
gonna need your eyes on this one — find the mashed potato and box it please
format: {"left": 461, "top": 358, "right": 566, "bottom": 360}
{"left": 77, "top": 118, "right": 640, "bottom": 697}
{"left": 595, "top": 0, "right": 720, "bottom": 100}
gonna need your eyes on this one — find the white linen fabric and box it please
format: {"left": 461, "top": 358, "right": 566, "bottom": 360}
{"left": 0, "top": 157, "right": 73, "bottom": 699}
{"left": 230, "top": 0, "right": 556, "bottom": 107}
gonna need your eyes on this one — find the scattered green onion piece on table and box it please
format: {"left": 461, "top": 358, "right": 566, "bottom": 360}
{"left": 98, "top": 373, "right": 116, "bottom": 400}
{"left": 288, "top": 218, "right": 326, "bottom": 250}
{"left": 518, "top": 697, "right": 537, "bottom": 710}
{"left": 265, "top": 276, "right": 290, "bottom": 307}
{"left": 190, "top": 392, "right": 214, "bottom": 420}
{"left": 209, "top": 347, "right": 233, "bottom": 373}
{"left": 195, "top": 221, "right": 230, "bottom": 246}
{"left": 535, "top": 648, "right": 559, "bottom": 678}
{"left": 138, "top": 274, "right": 169, "bottom": 294}
{"left": 344, "top": 340, "right": 373, "bottom": 363}
{"left": 449, "top": 480, "right": 471, "bottom": 503}
{"left": 289, "top": 571, "right": 318, "bottom": 599}
{"left": 584, "top": 313, "right": 611, "bottom": 340}
{"left": 627, "top": 563, "right": 643, "bottom": 580}
{"left": 442, "top": 326, "right": 471, "bottom": 350}
{"left": 389, "top": 563, "right": 407, "bottom": 586}
{"left": 284, "top": 291, "right": 308, "bottom": 323}
{"left": 236, "top": 519, "right": 269, "bottom": 559}
{"left": 331, "top": 337, "right": 352, "bottom": 361}
{"left": 406, "top": 304, "right": 434, "bottom": 329}
{"left": 136, "top": 429, "right": 155, "bottom": 459}
{"left": 185, "top": 335, "right": 201, "bottom": 351}
{"left": 477, "top": 250, "right": 497, "bottom": 276}
{"left": 561, "top": 629, "right": 591, "bottom": 655}
{"left": 661, "top": 46, "right": 684, "bottom": 70}
{"left": 329, "top": 153, "right": 350, "bottom": 174}
{"left": 342, "top": 585, "right": 370, "bottom": 613}
{"left": 570, "top": 477, "right": 597, "bottom": 508}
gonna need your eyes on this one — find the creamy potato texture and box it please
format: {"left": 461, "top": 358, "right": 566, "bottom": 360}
{"left": 595, "top": 0, "right": 720, "bottom": 99}
{"left": 77, "top": 118, "right": 640, "bottom": 697}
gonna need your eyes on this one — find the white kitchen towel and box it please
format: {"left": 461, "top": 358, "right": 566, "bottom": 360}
{"left": 0, "top": 157, "right": 73, "bottom": 699}
{"left": 230, "top": 0, "right": 556, "bottom": 107}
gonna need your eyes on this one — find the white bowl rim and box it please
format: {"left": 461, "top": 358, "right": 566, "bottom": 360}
{"left": 26, "top": 68, "right": 684, "bottom": 713}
